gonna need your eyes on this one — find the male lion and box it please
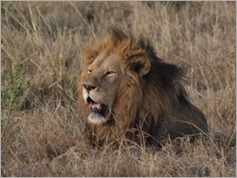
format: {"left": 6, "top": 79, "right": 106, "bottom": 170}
{"left": 78, "top": 28, "right": 208, "bottom": 148}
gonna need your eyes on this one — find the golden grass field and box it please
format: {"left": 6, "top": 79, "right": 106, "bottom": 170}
{"left": 1, "top": 1, "right": 236, "bottom": 176}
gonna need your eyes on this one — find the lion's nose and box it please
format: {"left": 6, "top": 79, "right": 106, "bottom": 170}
{"left": 83, "top": 83, "right": 97, "bottom": 92}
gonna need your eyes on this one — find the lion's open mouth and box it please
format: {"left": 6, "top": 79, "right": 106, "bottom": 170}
{"left": 87, "top": 97, "right": 108, "bottom": 117}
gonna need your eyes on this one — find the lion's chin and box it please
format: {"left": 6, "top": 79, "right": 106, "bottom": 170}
{"left": 87, "top": 112, "right": 109, "bottom": 125}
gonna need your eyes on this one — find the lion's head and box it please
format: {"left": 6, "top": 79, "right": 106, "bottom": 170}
{"left": 81, "top": 53, "right": 124, "bottom": 125}
{"left": 79, "top": 29, "right": 152, "bottom": 126}
{"left": 78, "top": 28, "right": 208, "bottom": 146}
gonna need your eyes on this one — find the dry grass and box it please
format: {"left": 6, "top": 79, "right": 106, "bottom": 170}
{"left": 1, "top": 1, "right": 236, "bottom": 177}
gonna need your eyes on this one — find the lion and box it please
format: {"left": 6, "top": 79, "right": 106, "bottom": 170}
{"left": 78, "top": 28, "right": 209, "bottom": 148}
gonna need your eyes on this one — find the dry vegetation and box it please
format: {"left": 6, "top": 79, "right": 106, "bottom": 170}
{"left": 1, "top": 1, "right": 236, "bottom": 177}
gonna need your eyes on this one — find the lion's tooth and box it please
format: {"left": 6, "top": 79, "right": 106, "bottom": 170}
{"left": 91, "top": 103, "right": 102, "bottom": 110}
{"left": 96, "top": 103, "right": 102, "bottom": 110}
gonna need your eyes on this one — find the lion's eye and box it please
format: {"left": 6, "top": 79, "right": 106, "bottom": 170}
{"left": 105, "top": 71, "right": 115, "bottom": 76}
{"left": 87, "top": 69, "right": 92, "bottom": 74}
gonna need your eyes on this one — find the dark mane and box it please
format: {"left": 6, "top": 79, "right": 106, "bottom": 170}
{"left": 107, "top": 27, "right": 158, "bottom": 60}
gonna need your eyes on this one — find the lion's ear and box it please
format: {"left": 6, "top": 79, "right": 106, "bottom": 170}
{"left": 129, "top": 57, "right": 151, "bottom": 77}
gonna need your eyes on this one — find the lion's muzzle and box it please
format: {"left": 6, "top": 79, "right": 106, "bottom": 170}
{"left": 82, "top": 85, "right": 110, "bottom": 125}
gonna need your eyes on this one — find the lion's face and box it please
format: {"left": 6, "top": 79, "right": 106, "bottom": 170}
{"left": 82, "top": 53, "right": 124, "bottom": 125}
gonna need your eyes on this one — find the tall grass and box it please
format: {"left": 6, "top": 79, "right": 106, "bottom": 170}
{"left": 1, "top": 1, "right": 236, "bottom": 176}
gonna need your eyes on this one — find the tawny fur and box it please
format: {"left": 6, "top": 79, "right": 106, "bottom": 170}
{"left": 78, "top": 29, "right": 208, "bottom": 147}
